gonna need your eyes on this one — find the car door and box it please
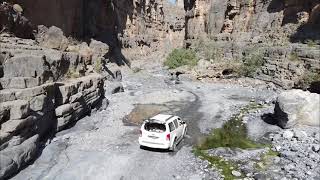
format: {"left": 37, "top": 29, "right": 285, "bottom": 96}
{"left": 173, "top": 119, "right": 183, "bottom": 139}
{"left": 168, "top": 121, "right": 176, "bottom": 143}
{"left": 177, "top": 117, "right": 185, "bottom": 136}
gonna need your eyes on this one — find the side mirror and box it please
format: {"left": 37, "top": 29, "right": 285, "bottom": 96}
{"left": 180, "top": 121, "right": 186, "bottom": 124}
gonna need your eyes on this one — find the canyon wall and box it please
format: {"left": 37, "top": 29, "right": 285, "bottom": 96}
{"left": 184, "top": 0, "right": 320, "bottom": 89}
{"left": 0, "top": 34, "right": 108, "bottom": 179}
{"left": 0, "top": 1, "right": 185, "bottom": 178}
{"left": 3, "top": 0, "right": 185, "bottom": 60}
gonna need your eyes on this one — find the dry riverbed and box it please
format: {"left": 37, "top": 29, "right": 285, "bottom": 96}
{"left": 12, "top": 67, "right": 288, "bottom": 180}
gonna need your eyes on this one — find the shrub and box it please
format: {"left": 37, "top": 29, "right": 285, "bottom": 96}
{"left": 194, "top": 103, "right": 267, "bottom": 180}
{"left": 296, "top": 72, "right": 320, "bottom": 90}
{"left": 193, "top": 38, "right": 223, "bottom": 61}
{"left": 94, "top": 59, "right": 103, "bottom": 73}
{"left": 288, "top": 52, "right": 300, "bottom": 62}
{"left": 164, "top": 48, "right": 198, "bottom": 69}
{"left": 305, "top": 39, "right": 318, "bottom": 47}
{"left": 236, "top": 52, "right": 264, "bottom": 78}
{"left": 132, "top": 67, "right": 142, "bottom": 73}
{"left": 197, "top": 103, "right": 265, "bottom": 150}
{"left": 193, "top": 149, "right": 240, "bottom": 180}
{"left": 65, "top": 69, "right": 80, "bottom": 79}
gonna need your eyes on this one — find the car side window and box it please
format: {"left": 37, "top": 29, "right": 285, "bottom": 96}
{"left": 173, "top": 119, "right": 179, "bottom": 128}
{"left": 169, "top": 122, "right": 175, "bottom": 132}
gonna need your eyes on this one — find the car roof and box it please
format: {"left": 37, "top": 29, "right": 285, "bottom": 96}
{"left": 149, "top": 114, "right": 177, "bottom": 123}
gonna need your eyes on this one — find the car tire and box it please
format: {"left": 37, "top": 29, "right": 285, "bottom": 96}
{"left": 183, "top": 127, "right": 187, "bottom": 137}
{"left": 171, "top": 139, "right": 177, "bottom": 152}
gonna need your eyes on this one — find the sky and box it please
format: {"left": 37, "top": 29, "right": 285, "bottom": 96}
{"left": 168, "top": 0, "right": 176, "bottom": 5}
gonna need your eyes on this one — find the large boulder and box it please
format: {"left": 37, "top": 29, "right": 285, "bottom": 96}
{"left": 36, "top": 25, "right": 69, "bottom": 50}
{"left": 0, "top": 135, "right": 39, "bottom": 179}
{"left": 274, "top": 89, "right": 320, "bottom": 128}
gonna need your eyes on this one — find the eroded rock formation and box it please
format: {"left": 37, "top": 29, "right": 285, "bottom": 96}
{"left": 0, "top": 33, "right": 107, "bottom": 179}
{"left": 184, "top": 0, "right": 320, "bottom": 89}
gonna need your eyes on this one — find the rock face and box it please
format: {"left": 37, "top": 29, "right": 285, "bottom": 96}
{"left": 0, "top": 35, "right": 107, "bottom": 179}
{"left": 274, "top": 89, "right": 320, "bottom": 128}
{"left": 7, "top": 0, "right": 185, "bottom": 58}
{"left": 36, "top": 25, "right": 69, "bottom": 51}
{"left": 185, "top": 0, "right": 320, "bottom": 89}
{"left": 0, "top": 2, "right": 34, "bottom": 39}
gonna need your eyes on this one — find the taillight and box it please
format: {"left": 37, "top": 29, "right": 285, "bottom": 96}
{"left": 139, "top": 130, "right": 142, "bottom": 137}
{"left": 166, "top": 134, "right": 170, "bottom": 141}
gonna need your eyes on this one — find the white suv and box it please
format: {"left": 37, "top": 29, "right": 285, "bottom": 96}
{"left": 138, "top": 114, "right": 187, "bottom": 151}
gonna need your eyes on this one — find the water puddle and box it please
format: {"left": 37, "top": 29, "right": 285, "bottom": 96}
{"left": 123, "top": 91, "right": 206, "bottom": 148}
{"left": 123, "top": 104, "right": 171, "bottom": 126}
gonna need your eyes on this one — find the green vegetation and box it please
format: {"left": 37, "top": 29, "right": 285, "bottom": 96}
{"left": 193, "top": 39, "right": 223, "bottom": 61}
{"left": 65, "top": 68, "right": 80, "bottom": 79}
{"left": 288, "top": 52, "right": 300, "bottom": 62}
{"left": 305, "top": 39, "right": 318, "bottom": 47}
{"left": 132, "top": 67, "right": 142, "bottom": 73}
{"left": 193, "top": 103, "right": 267, "bottom": 179}
{"left": 197, "top": 103, "right": 264, "bottom": 150}
{"left": 193, "top": 149, "right": 240, "bottom": 180}
{"left": 94, "top": 59, "right": 103, "bottom": 73}
{"left": 296, "top": 71, "right": 320, "bottom": 90}
{"left": 164, "top": 48, "right": 198, "bottom": 69}
{"left": 236, "top": 52, "right": 265, "bottom": 78}
{"left": 256, "top": 149, "right": 280, "bottom": 171}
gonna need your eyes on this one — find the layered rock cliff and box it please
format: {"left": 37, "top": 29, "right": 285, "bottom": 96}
{"left": 184, "top": 0, "right": 320, "bottom": 89}
{"left": 0, "top": 1, "right": 185, "bottom": 178}
{"left": 0, "top": 33, "right": 109, "bottom": 179}
{"left": 1, "top": 0, "right": 185, "bottom": 61}
{"left": 0, "top": 0, "right": 320, "bottom": 178}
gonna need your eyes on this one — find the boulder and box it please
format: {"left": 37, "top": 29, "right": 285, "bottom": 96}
{"left": 0, "top": 77, "right": 40, "bottom": 89}
{"left": 36, "top": 26, "right": 69, "bottom": 50}
{"left": 3, "top": 55, "right": 47, "bottom": 78}
{"left": 274, "top": 89, "right": 320, "bottom": 128}
{"left": 0, "top": 135, "right": 39, "bottom": 179}
{"left": 79, "top": 42, "right": 93, "bottom": 65}
{"left": 1, "top": 116, "right": 36, "bottom": 134}
{"left": 89, "top": 39, "right": 109, "bottom": 61}
{"left": 0, "top": 100, "right": 30, "bottom": 120}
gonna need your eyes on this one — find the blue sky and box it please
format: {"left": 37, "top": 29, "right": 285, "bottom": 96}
{"left": 168, "top": 0, "right": 176, "bottom": 4}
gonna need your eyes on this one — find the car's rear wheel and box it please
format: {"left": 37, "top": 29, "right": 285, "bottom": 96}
{"left": 171, "top": 139, "right": 177, "bottom": 152}
{"left": 183, "top": 127, "right": 187, "bottom": 137}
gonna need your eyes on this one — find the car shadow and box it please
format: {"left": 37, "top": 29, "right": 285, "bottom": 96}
{"left": 139, "top": 146, "right": 171, "bottom": 153}
{"left": 139, "top": 138, "right": 186, "bottom": 155}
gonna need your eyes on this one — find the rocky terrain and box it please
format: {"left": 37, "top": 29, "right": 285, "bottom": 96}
{"left": 184, "top": 0, "right": 320, "bottom": 89}
{"left": 0, "top": 0, "right": 320, "bottom": 180}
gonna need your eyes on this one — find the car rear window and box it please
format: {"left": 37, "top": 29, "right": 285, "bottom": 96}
{"left": 144, "top": 122, "right": 166, "bottom": 133}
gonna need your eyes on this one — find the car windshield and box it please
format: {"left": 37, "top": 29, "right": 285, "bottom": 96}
{"left": 144, "top": 122, "right": 166, "bottom": 133}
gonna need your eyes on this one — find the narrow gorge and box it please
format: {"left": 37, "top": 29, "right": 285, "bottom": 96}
{"left": 1, "top": 0, "right": 319, "bottom": 180}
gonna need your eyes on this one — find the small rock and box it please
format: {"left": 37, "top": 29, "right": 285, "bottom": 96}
{"left": 290, "top": 145, "right": 298, "bottom": 152}
{"left": 273, "top": 156, "right": 281, "bottom": 164}
{"left": 274, "top": 145, "right": 281, "bottom": 151}
{"left": 231, "top": 170, "right": 242, "bottom": 177}
{"left": 312, "top": 144, "right": 320, "bottom": 152}
{"left": 294, "top": 130, "right": 307, "bottom": 140}
{"left": 272, "top": 133, "right": 282, "bottom": 141}
{"left": 306, "top": 171, "right": 312, "bottom": 175}
{"left": 283, "top": 130, "right": 294, "bottom": 139}
{"left": 313, "top": 133, "right": 320, "bottom": 141}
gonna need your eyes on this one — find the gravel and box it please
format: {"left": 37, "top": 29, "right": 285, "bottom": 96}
{"left": 11, "top": 66, "right": 319, "bottom": 180}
